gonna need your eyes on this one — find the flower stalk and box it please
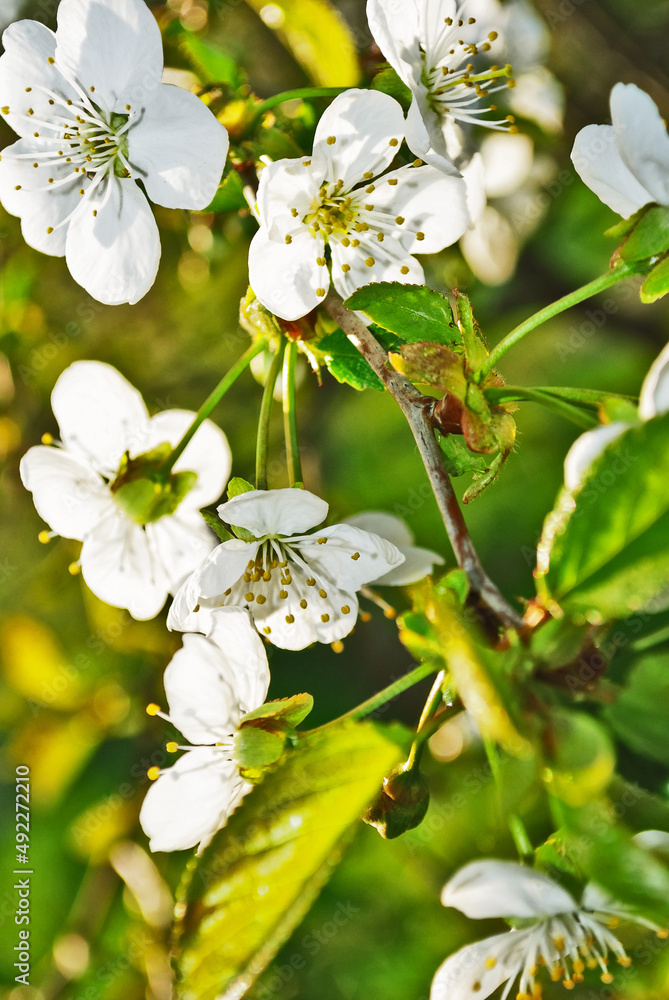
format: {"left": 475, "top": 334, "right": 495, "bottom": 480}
{"left": 282, "top": 340, "right": 302, "bottom": 486}
{"left": 256, "top": 340, "right": 286, "bottom": 490}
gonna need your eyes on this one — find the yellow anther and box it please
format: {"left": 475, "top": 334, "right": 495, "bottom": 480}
{"left": 245, "top": 592, "right": 255, "bottom": 602}
{"left": 256, "top": 594, "right": 266, "bottom": 605}
{"left": 351, "top": 552, "right": 360, "bottom": 560}
{"left": 291, "top": 207, "right": 299, "bottom": 217}
{"left": 302, "top": 160, "right": 311, "bottom": 166}
{"left": 326, "top": 135, "right": 336, "bottom": 145}
{"left": 146, "top": 703, "right": 161, "bottom": 716}
{"left": 285, "top": 614, "right": 295, "bottom": 624}
{"left": 395, "top": 216, "right": 405, "bottom": 225}
{"left": 413, "top": 158, "right": 423, "bottom": 167}
{"left": 351, "top": 239, "right": 360, "bottom": 247}
{"left": 389, "top": 137, "right": 399, "bottom": 146}
{"left": 657, "top": 928, "right": 669, "bottom": 939}
{"left": 47, "top": 56, "right": 55, "bottom": 64}
{"left": 377, "top": 233, "right": 384, "bottom": 242}
{"left": 27, "top": 108, "right": 34, "bottom": 115}
{"left": 341, "top": 237, "right": 351, "bottom": 247}
{"left": 572, "top": 960, "right": 584, "bottom": 975}
{"left": 68, "top": 561, "right": 81, "bottom": 576}
{"left": 319, "top": 588, "right": 327, "bottom": 598}
{"left": 360, "top": 610, "right": 372, "bottom": 622}
{"left": 317, "top": 287, "right": 326, "bottom": 297}
{"left": 317, "top": 537, "right": 327, "bottom": 544}
{"left": 366, "top": 184, "right": 375, "bottom": 193}
{"left": 341, "top": 605, "right": 350, "bottom": 614}
{"left": 300, "top": 599, "right": 308, "bottom": 609}
{"left": 166, "top": 741, "right": 179, "bottom": 753}
{"left": 363, "top": 171, "right": 374, "bottom": 179}
{"left": 125, "top": 104, "right": 131, "bottom": 111}
{"left": 280, "top": 589, "right": 288, "bottom": 599}
{"left": 38, "top": 530, "right": 52, "bottom": 544}
{"left": 416, "top": 231, "right": 425, "bottom": 241}
{"left": 306, "top": 578, "right": 316, "bottom": 586}
{"left": 600, "top": 973, "right": 613, "bottom": 985}
{"left": 553, "top": 936, "right": 565, "bottom": 953}
{"left": 617, "top": 956, "right": 632, "bottom": 968}
{"left": 193, "top": 604, "right": 200, "bottom": 612}
{"left": 41, "top": 432, "right": 54, "bottom": 445}
{"left": 147, "top": 766, "right": 161, "bottom": 781}
{"left": 15, "top": 185, "right": 21, "bottom": 190}
{"left": 285, "top": 234, "right": 292, "bottom": 244}
{"left": 365, "top": 203, "right": 374, "bottom": 211}
{"left": 562, "top": 980, "right": 575, "bottom": 991}
{"left": 263, "top": 626, "right": 272, "bottom": 634}
{"left": 471, "top": 983, "right": 481, "bottom": 992}
{"left": 342, "top": 263, "right": 351, "bottom": 273}
{"left": 488, "top": 30, "right": 498, "bottom": 40}
{"left": 400, "top": 265, "right": 410, "bottom": 275}
{"left": 316, "top": 256, "right": 326, "bottom": 266}
{"left": 485, "top": 958, "right": 496, "bottom": 970}
{"left": 550, "top": 966, "right": 564, "bottom": 981}
{"left": 321, "top": 613, "right": 330, "bottom": 622}
{"left": 365, "top": 256, "right": 375, "bottom": 267}
{"left": 331, "top": 640, "right": 344, "bottom": 653}
{"left": 263, "top": 570, "right": 271, "bottom": 581}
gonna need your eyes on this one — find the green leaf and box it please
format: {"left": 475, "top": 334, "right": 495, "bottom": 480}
{"left": 543, "top": 709, "right": 615, "bottom": 806}
{"left": 440, "top": 435, "right": 488, "bottom": 478}
{"left": 454, "top": 291, "right": 487, "bottom": 372}
{"left": 316, "top": 329, "right": 399, "bottom": 391}
{"left": 227, "top": 477, "right": 255, "bottom": 500}
{"left": 537, "top": 414, "right": 669, "bottom": 620}
{"left": 641, "top": 254, "right": 669, "bottom": 303}
{"left": 201, "top": 509, "right": 234, "bottom": 542}
{"left": 241, "top": 693, "right": 314, "bottom": 728}
{"left": 205, "top": 170, "right": 246, "bottom": 213}
{"left": 173, "top": 721, "right": 406, "bottom": 1000}
{"left": 370, "top": 67, "right": 412, "bottom": 110}
{"left": 244, "top": 0, "right": 359, "bottom": 87}
{"left": 603, "top": 655, "right": 669, "bottom": 765}
{"left": 345, "top": 283, "right": 461, "bottom": 348}
{"left": 234, "top": 726, "right": 286, "bottom": 772}
{"left": 563, "top": 802, "right": 669, "bottom": 924}
{"left": 177, "top": 33, "right": 243, "bottom": 88}
{"left": 616, "top": 205, "right": 669, "bottom": 263}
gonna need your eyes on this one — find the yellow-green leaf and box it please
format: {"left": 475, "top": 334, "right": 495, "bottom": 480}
{"left": 173, "top": 720, "right": 407, "bottom": 1000}
{"left": 244, "top": 0, "right": 359, "bottom": 86}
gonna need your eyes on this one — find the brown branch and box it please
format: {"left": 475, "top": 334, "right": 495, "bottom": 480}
{"left": 324, "top": 289, "right": 523, "bottom": 631}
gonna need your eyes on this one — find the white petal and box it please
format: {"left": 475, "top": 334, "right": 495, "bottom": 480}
{"left": 145, "top": 410, "right": 231, "bottom": 509}
{"left": 256, "top": 157, "right": 321, "bottom": 242}
{"left": 460, "top": 206, "right": 520, "bottom": 286}
{"left": 563, "top": 422, "right": 628, "bottom": 492}
{"left": 55, "top": 0, "right": 163, "bottom": 113}
{"left": 581, "top": 881, "right": 617, "bottom": 913}
{"left": 51, "top": 360, "right": 150, "bottom": 476}
{"left": 441, "top": 860, "right": 577, "bottom": 919}
{"left": 344, "top": 511, "right": 414, "bottom": 548}
{"left": 311, "top": 89, "right": 405, "bottom": 191}
{"left": 611, "top": 83, "right": 669, "bottom": 207}
{"left": 0, "top": 19, "right": 78, "bottom": 137}
{"left": 331, "top": 238, "right": 424, "bottom": 300}
{"left": 371, "top": 164, "right": 469, "bottom": 253}
{"left": 164, "top": 617, "right": 268, "bottom": 744}
{"left": 0, "top": 138, "right": 86, "bottom": 257}
{"left": 295, "top": 523, "right": 404, "bottom": 592}
{"left": 639, "top": 342, "right": 669, "bottom": 420}
{"left": 374, "top": 545, "right": 444, "bottom": 586}
{"left": 145, "top": 513, "right": 216, "bottom": 595}
{"left": 248, "top": 227, "right": 326, "bottom": 322}
{"left": 571, "top": 124, "right": 654, "bottom": 219}
{"left": 65, "top": 177, "right": 161, "bottom": 305}
{"left": 461, "top": 152, "right": 487, "bottom": 227}
{"left": 480, "top": 133, "right": 534, "bottom": 201}
{"left": 430, "top": 933, "right": 524, "bottom": 1000}
{"left": 80, "top": 513, "right": 170, "bottom": 620}
{"left": 632, "top": 829, "right": 669, "bottom": 856}
{"left": 365, "top": 0, "right": 421, "bottom": 87}
{"left": 206, "top": 608, "right": 271, "bottom": 714}
{"left": 216, "top": 488, "right": 328, "bottom": 537}
{"left": 128, "top": 84, "right": 228, "bottom": 210}
{"left": 140, "top": 749, "right": 244, "bottom": 853}
{"left": 167, "top": 539, "right": 258, "bottom": 632}
{"left": 19, "top": 445, "right": 115, "bottom": 540}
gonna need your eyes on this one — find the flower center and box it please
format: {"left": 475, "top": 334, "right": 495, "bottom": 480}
{"left": 305, "top": 181, "right": 359, "bottom": 238}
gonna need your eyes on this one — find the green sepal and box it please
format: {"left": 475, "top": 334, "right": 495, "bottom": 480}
{"left": 234, "top": 726, "right": 287, "bottom": 780}
{"left": 641, "top": 253, "right": 669, "bottom": 303}
{"left": 390, "top": 341, "right": 466, "bottom": 393}
{"left": 600, "top": 397, "right": 639, "bottom": 424}
{"left": 227, "top": 477, "right": 255, "bottom": 499}
{"left": 201, "top": 509, "right": 234, "bottom": 542}
{"left": 239, "top": 287, "right": 283, "bottom": 344}
{"left": 370, "top": 66, "right": 413, "bottom": 110}
{"left": 111, "top": 444, "right": 198, "bottom": 525}
{"left": 614, "top": 204, "right": 669, "bottom": 263}
{"left": 241, "top": 693, "right": 314, "bottom": 728}
{"left": 344, "top": 282, "right": 461, "bottom": 348}
{"left": 434, "top": 568, "right": 470, "bottom": 606}
{"left": 440, "top": 435, "right": 489, "bottom": 478}
{"left": 454, "top": 290, "right": 488, "bottom": 374}
{"left": 604, "top": 208, "right": 645, "bottom": 242}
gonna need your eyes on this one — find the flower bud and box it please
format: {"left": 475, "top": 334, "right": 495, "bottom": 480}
{"left": 363, "top": 764, "right": 430, "bottom": 839}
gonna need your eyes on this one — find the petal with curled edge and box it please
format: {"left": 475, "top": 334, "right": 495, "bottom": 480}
{"left": 571, "top": 123, "right": 655, "bottom": 219}
{"left": 639, "top": 342, "right": 669, "bottom": 420}
{"left": 611, "top": 83, "right": 669, "bottom": 209}
{"left": 167, "top": 538, "right": 257, "bottom": 632}
{"left": 249, "top": 226, "right": 327, "bottom": 322}
{"left": 294, "top": 523, "right": 404, "bottom": 593}
{"left": 430, "top": 931, "right": 529, "bottom": 1000}
{"left": 217, "top": 488, "right": 329, "bottom": 538}
{"left": 344, "top": 511, "right": 443, "bottom": 585}
{"left": 0, "top": 19, "right": 78, "bottom": 137}
{"left": 256, "top": 157, "right": 322, "bottom": 243}
{"left": 441, "top": 860, "right": 578, "bottom": 920}
{"left": 139, "top": 748, "right": 246, "bottom": 853}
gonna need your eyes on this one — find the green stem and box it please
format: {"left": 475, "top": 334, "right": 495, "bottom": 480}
{"left": 331, "top": 661, "right": 440, "bottom": 725}
{"left": 480, "top": 261, "right": 645, "bottom": 378}
{"left": 282, "top": 340, "right": 302, "bottom": 486}
{"left": 483, "top": 736, "right": 533, "bottom": 862}
{"left": 486, "top": 386, "right": 598, "bottom": 429}
{"left": 249, "top": 87, "right": 349, "bottom": 127}
{"left": 256, "top": 340, "right": 286, "bottom": 490}
{"left": 406, "top": 670, "right": 447, "bottom": 770}
{"left": 163, "top": 340, "right": 266, "bottom": 474}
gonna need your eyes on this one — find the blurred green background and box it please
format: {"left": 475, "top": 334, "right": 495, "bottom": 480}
{"left": 2, "top": 1, "right": 669, "bottom": 998}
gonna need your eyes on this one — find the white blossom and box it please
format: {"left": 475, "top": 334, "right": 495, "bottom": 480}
{"left": 366, "top": 0, "right": 514, "bottom": 170}
{"left": 140, "top": 608, "right": 270, "bottom": 853}
{"left": 344, "top": 511, "right": 443, "bottom": 585}
{"left": 571, "top": 83, "right": 669, "bottom": 220}
{"left": 168, "top": 487, "right": 405, "bottom": 650}
{"left": 432, "top": 859, "right": 665, "bottom": 999}
{"left": 20, "top": 360, "right": 231, "bottom": 620}
{"left": 564, "top": 342, "right": 669, "bottom": 491}
{"left": 0, "top": 0, "right": 228, "bottom": 304}
{"left": 248, "top": 88, "right": 469, "bottom": 321}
